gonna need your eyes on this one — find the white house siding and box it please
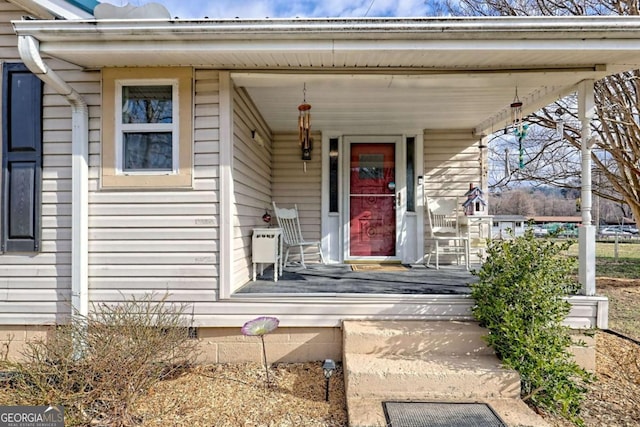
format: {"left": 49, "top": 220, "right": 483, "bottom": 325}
{"left": 87, "top": 69, "right": 218, "bottom": 306}
{"left": 422, "top": 130, "right": 483, "bottom": 259}
{"left": 231, "top": 86, "right": 272, "bottom": 288}
{"left": 0, "top": 0, "right": 83, "bottom": 325}
{"left": 423, "top": 130, "right": 482, "bottom": 198}
{"left": 271, "top": 132, "right": 323, "bottom": 262}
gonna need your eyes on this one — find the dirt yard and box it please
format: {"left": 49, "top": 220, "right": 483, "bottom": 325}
{"left": 544, "top": 331, "right": 640, "bottom": 427}
{"left": 520, "top": 274, "right": 640, "bottom": 426}
{"left": 133, "top": 275, "right": 640, "bottom": 427}
{"left": 131, "top": 329, "right": 640, "bottom": 427}
{"left": 136, "top": 361, "right": 348, "bottom": 426}
{"left": 598, "top": 276, "right": 640, "bottom": 341}
{"left": 3, "top": 276, "right": 639, "bottom": 426}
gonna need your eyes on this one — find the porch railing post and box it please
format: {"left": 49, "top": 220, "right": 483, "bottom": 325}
{"left": 578, "top": 80, "right": 596, "bottom": 296}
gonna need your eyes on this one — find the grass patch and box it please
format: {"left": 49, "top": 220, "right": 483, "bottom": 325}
{"left": 605, "top": 287, "right": 640, "bottom": 341}
{"left": 566, "top": 242, "right": 640, "bottom": 279}
{"left": 565, "top": 241, "right": 640, "bottom": 339}
{"left": 596, "top": 258, "right": 640, "bottom": 279}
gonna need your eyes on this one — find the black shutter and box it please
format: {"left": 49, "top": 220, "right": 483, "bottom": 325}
{"left": 2, "top": 63, "right": 43, "bottom": 252}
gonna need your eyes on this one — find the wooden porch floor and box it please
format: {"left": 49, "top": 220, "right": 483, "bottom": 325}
{"left": 236, "top": 264, "right": 478, "bottom": 295}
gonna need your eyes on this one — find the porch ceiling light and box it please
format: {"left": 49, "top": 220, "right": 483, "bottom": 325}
{"left": 298, "top": 83, "right": 312, "bottom": 162}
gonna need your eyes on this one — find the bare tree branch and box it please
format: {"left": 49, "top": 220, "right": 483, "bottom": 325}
{"left": 433, "top": 0, "right": 640, "bottom": 223}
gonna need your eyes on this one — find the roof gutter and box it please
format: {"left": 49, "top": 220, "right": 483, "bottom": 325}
{"left": 13, "top": 16, "right": 640, "bottom": 41}
{"left": 18, "top": 34, "right": 89, "bottom": 320}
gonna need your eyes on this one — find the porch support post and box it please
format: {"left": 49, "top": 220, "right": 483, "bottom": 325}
{"left": 578, "top": 80, "right": 596, "bottom": 296}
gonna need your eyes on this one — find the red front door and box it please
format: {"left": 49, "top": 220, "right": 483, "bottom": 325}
{"left": 349, "top": 143, "right": 396, "bottom": 257}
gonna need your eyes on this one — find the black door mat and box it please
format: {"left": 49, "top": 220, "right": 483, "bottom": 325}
{"left": 383, "top": 402, "right": 508, "bottom": 427}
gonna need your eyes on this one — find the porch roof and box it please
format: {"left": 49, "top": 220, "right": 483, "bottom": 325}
{"left": 10, "top": 0, "right": 97, "bottom": 19}
{"left": 13, "top": 16, "right": 640, "bottom": 134}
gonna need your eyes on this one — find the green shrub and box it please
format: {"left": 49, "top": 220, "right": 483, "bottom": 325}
{"left": 0, "top": 293, "right": 199, "bottom": 426}
{"left": 471, "top": 230, "right": 593, "bottom": 425}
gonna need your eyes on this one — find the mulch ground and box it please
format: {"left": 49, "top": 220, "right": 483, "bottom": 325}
{"left": 540, "top": 276, "right": 640, "bottom": 426}
{"left": 133, "top": 330, "right": 640, "bottom": 427}
{"left": 543, "top": 331, "right": 640, "bottom": 427}
{"left": 3, "top": 276, "right": 639, "bottom": 426}
{"left": 136, "top": 276, "right": 640, "bottom": 427}
{"left": 136, "top": 361, "right": 348, "bottom": 426}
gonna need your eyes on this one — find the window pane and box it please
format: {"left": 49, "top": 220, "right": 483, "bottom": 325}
{"left": 359, "top": 154, "right": 384, "bottom": 180}
{"left": 329, "top": 138, "right": 339, "bottom": 213}
{"left": 122, "top": 85, "right": 172, "bottom": 124}
{"left": 123, "top": 132, "right": 172, "bottom": 171}
{"left": 406, "top": 137, "right": 415, "bottom": 212}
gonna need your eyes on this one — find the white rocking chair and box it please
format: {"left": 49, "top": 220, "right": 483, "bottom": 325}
{"left": 426, "top": 196, "right": 470, "bottom": 270}
{"left": 272, "top": 202, "right": 325, "bottom": 268}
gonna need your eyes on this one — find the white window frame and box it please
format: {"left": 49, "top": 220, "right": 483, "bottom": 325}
{"left": 115, "top": 79, "right": 180, "bottom": 176}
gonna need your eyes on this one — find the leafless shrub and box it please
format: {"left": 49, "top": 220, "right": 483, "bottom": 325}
{"left": 0, "top": 293, "right": 199, "bottom": 426}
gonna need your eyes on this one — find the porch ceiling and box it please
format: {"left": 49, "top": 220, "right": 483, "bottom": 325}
{"left": 13, "top": 16, "right": 640, "bottom": 134}
{"left": 231, "top": 70, "right": 599, "bottom": 135}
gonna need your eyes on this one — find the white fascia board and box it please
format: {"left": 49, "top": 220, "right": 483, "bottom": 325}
{"left": 32, "top": 38, "right": 640, "bottom": 54}
{"left": 12, "top": 16, "right": 640, "bottom": 40}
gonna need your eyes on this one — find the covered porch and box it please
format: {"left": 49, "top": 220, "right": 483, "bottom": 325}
{"left": 12, "top": 16, "right": 640, "bottom": 328}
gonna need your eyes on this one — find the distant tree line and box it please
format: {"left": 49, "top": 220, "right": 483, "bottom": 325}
{"left": 490, "top": 187, "right": 630, "bottom": 224}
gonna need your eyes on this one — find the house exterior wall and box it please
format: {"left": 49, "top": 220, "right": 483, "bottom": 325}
{"left": 0, "top": 323, "right": 592, "bottom": 369}
{"left": 0, "top": 1, "right": 83, "bottom": 324}
{"left": 271, "top": 132, "right": 323, "bottom": 263}
{"left": 423, "top": 130, "right": 482, "bottom": 199}
{"left": 0, "top": 6, "right": 607, "bottom": 348}
{"left": 2, "top": 63, "right": 216, "bottom": 322}
{"left": 423, "top": 130, "right": 483, "bottom": 257}
{"left": 231, "top": 86, "right": 273, "bottom": 288}
{"left": 196, "top": 326, "right": 342, "bottom": 364}
{"left": 86, "top": 69, "right": 218, "bottom": 306}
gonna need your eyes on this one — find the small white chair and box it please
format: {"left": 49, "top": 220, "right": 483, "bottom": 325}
{"left": 272, "top": 202, "right": 325, "bottom": 268}
{"left": 425, "top": 196, "right": 470, "bottom": 270}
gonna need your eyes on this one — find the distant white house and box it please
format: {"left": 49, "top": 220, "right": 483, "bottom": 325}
{"left": 491, "top": 215, "right": 527, "bottom": 239}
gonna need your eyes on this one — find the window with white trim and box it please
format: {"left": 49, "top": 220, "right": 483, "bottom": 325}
{"left": 117, "top": 82, "right": 178, "bottom": 173}
{"left": 102, "top": 67, "right": 193, "bottom": 189}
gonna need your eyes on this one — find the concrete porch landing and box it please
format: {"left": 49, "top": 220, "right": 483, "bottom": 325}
{"left": 342, "top": 320, "right": 550, "bottom": 427}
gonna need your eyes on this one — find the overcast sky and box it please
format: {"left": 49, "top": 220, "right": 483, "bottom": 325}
{"left": 97, "top": 0, "right": 435, "bottom": 19}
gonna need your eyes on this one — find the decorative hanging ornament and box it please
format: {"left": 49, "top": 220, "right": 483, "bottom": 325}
{"left": 555, "top": 107, "right": 565, "bottom": 139}
{"left": 510, "top": 88, "right": 524, "bottom": 135}
{"left": 298, "top": 83, "right": 312, "bottom": 162}
{"left": 510, "top": 88, "right": 528, "bottom": 169}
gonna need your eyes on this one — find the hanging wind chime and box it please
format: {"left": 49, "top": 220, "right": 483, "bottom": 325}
{"left": 510, "top": 88, "right": 528, "bottom": 169}
{"left": 298, "top": 84, "right": 312, "bottom": 171}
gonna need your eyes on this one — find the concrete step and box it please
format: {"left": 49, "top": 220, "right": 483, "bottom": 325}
{"left": 343, "top": 320, "right": 495, "bottom": 357}
{"left": 346, "top": 397, "right": 551, "bottom": 427}
{"left": 343, "top": 320, "right": 550, "bottom": 426}
{"left": 344, "top": 352, "right": 521, "bottom": 401}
